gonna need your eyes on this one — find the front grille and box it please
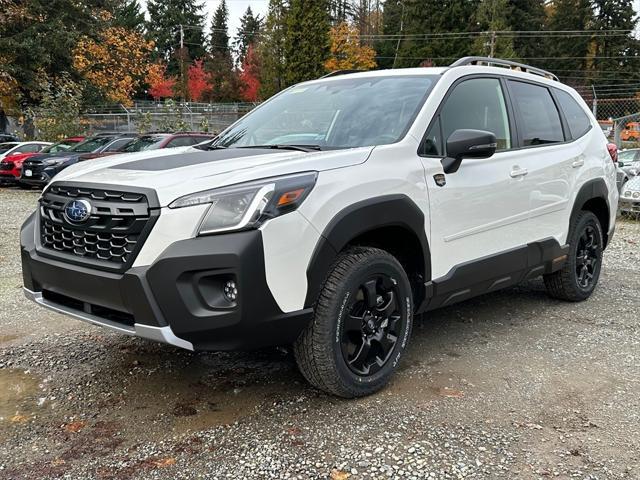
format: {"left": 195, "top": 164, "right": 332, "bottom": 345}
{"left": 0, "top": 162, "right": 14, "bottom": 171}
{"left": 38, "top": 184, "right": 156, "bottom": 270}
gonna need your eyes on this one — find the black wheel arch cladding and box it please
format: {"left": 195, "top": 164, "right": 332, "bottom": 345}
{"left": 304, "top": 194, "right": 431, "bottom": 308}
{"left": 570, "top": 178, "right": 611, "bottom": 248}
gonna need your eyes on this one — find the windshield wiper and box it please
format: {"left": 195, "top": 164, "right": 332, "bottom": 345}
{"left": 237, "top": 144, "right": 322, "bottom": 152}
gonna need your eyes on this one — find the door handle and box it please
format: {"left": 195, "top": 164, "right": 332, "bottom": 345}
{"left": 510, "top": 167, "right": 528, "bottom": 178}
{"left": 572, "top": 158, "right": 585, "bottom": 168}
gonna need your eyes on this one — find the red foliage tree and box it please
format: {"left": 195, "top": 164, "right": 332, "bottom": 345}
{"left": 147, "top": 63, "right": 176, "bottom": 100}
{"left": 187, "top": 60, "right": 212, "bottom": 102}
{"left": 239, "top": 45, "right": 261, "bottom": 102}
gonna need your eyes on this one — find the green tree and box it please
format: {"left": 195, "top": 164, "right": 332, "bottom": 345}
{"left": 259, "top": 0, "right": 289, "bottom": 98}
{"left": 33, "top": 74, "right": 84, "bottom": 141}
{"left": 592, "top": 0, "right": 640, "bottom": 83}
{"left": 234, "top": 6, "right": 264, "bottom": 66}
{"left": 113, "top": 0, "right": 146, "bottom": 33}
{"left": 384, "top": 0, "right": 478, "bottom": 69}
{"left": 0, "top": 0, "right": 108, "bottom": 105}
{"left": 146, "top": 0, "right": 207, "bottom": 75}
{"left": 205, "top": 0, "right": 238, "bottom": 101}
{"left": 472, "top": 0, "right": 516, "bottom": 59}
{"left": 507, "top": 0, "right": 546, "bottom": 62}
{"left": 284, "top": 0, "right": 331, "bottom": 85}
{"left": 545, "top": 0, "right": 593, "bottom": 82}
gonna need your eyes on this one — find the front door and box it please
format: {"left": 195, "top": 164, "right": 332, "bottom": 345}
{"left": 419, "top": 76, "right": 533, "bottom": 280}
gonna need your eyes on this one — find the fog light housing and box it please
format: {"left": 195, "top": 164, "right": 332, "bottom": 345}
{"left": 223, "top": 280, "right": 238, "bottom": 302}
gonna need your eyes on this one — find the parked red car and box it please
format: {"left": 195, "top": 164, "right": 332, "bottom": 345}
{"left": 0, "top": 137, "right": 84, "bottom": 186}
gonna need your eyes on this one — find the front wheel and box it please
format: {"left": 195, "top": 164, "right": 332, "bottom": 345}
{"left": 294, "top": 247, "right": 413, "bottom": 397}
{"left": 544, "top": 211, "right": 604, "bottom": 301}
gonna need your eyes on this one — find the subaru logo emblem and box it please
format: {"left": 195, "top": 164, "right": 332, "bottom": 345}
{"left": 63, "top": 199, "right": 92, "bottom": 223}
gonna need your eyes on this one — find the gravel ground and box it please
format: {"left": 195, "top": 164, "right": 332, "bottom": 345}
{"left": 0, "top": 186, "right": 639, "bottom": 480}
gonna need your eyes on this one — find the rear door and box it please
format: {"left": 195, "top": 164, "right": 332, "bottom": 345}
{"left": 505, "top": 80, "right": 582, "bottom": 243}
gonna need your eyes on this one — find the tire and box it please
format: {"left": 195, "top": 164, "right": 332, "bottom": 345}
{"left": 293, "top": 247, "right": 413, "bottom": 398}
{"left": 544, "top": 211, "right": 604, "bottom": 302}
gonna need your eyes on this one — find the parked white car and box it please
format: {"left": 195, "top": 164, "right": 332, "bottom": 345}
{"left": 0, "top": 141, "right": 51, "bottom": 161}
{"left": 21, "top": 57, "right": 618, "bottom": 397}
{"left": 620, "top": 175, "right": 640, "bottom": 215}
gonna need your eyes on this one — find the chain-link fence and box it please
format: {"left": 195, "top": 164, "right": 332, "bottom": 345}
{"left": 81, "top": 101, "right": 259, "bottom": 135}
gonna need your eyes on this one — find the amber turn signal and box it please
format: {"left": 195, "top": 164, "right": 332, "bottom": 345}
{"left": 277, "top": 188, "right": 305, "bottom": 207}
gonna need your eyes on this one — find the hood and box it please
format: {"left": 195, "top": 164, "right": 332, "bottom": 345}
{"left": 50, "top": 146, "right": 373, "bottom": 206}
{"left": 1, "top": 152, "right": 36, "bottom": 164}
{"left": 26, "top": 151, "right": 82, "bottom": 162}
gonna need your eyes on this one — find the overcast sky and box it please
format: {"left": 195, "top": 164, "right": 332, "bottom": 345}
{"left": 140, "top": 0, "right": 640, "bottom": 41}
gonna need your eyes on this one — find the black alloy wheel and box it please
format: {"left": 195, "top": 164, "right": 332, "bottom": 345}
{"left": 575, "top": 224, "right": 600, "bottom": 289}
{"left": 341, "top": 275, "right": 402, "bottom": 376}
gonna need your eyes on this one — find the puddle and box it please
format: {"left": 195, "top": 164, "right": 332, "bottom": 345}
{"left": 0, "top": 368, "right": 42, "bottom": 422}
{"left": 0, "top": 334, "right": 21, "bottom": 344}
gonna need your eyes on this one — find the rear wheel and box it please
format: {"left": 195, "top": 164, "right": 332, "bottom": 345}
{"left": 544, "top": 211, "right": 603, "bottom": 301}
{"left": 294, "top": 247, "right": 413, "bottom": 397}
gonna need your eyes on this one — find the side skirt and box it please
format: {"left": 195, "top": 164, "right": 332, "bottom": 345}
{"left": 419, "top": 238, "right": 569, "bottom": 312}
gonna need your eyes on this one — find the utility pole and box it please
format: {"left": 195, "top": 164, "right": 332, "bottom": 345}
{"left": 489, "top": 31, "right": 496, "bottom": 58}
{"left": 179, "top": 24, "right": 187, "bottom": 101}
{"left": 392, "top": 1, "right": 405, "bottom": 69}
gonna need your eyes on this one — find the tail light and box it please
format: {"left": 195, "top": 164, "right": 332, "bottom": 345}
{"left": 607, "top": 143, "right": 618, "bottom": 163}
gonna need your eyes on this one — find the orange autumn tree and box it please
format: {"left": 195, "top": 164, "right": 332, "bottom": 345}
{"left": 325, "top": 22, "right": 377, "bottom": 72}
{"left": 73, "top": 27, "right": 153, "bottom": 106}
{"left": 146, "top": 63, "right": 176, "bottom": 100}
{"left": 187, "top": 60, "right": 211, "bottom": 102}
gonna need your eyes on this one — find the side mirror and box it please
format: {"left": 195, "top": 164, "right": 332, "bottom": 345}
{"left": 442, "top": 129, "right": 497, "bottom": 174}
{"left": 618, "top": 161, "right": 625, "bottom": 167}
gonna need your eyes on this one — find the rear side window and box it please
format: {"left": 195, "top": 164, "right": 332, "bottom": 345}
{"left": 508, "top": 81, "right": 564, "bottom": 146}
{"left": 555, "top": 89, "right": 591, "bottom": 139}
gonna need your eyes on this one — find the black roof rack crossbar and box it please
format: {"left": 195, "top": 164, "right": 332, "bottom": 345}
{"left": 321, "top": 70, "right": 364, "bottom": 78}
{"left": 449, "top": 57, "right": 559, "bottom": 82}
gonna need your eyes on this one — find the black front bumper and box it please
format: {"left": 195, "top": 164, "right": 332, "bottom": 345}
{"left": 21, "top": 212, "right": 312, "bottom": 351}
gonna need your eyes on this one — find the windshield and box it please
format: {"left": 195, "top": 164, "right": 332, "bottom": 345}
{"left": 123, "top": 135, "right": 167, "bottom": 152}
{"left": 619, "top": 150, "right": 637, "bottom": 161}
{"left": 214, "top": 75, "right": 438, "bottom": 149}
{"left": 42, "top": 141, "right": 75, "bottom": 153}
{"left": 0, "top": 143, "right": 18, "bottom": 154}
{"left": 69, "top": 136, "right": 113, "bottom": 153}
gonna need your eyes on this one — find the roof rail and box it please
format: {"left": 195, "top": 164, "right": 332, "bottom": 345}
{"left": 321, "top": 69, "right": 364, "bottom": 78}
{"left": 449, "top": 57, "right": 559, "bottom": 82}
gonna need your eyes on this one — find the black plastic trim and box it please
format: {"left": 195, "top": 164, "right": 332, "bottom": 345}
{"left": 424, "top": 238, "right": 569, "bottom": 310}
{"left": 570, "top": 178, "right": 611, "bottom": 247}
{"left": 305, "top": 194, "right": 431, "bottom": 309}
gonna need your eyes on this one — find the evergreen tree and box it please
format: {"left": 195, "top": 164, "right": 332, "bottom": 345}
{"left": 376, "top": 0, "right": 403, "bottom": 69}
{"left": 259, "top": 0, "right": 289, "bottom": 98}
{"left": 472, "top": 0, "right": 516, "bottom": 58}
{"left": 205, "top": 0, "right": 238, "bottom": 101}
{"left": 385, "top": 0, "right": 478, "bottom": 69}
{"left": 113, "top": 0, "right": 146, "bottom": 33}
{"left": 545, "top": 0, "right": 593, "bottom": 82}
{"left": 507, "top": 0, "right": 546, "bottom": 62}
{"left": 284, "top": 0, "right": 331, "bottom": 84}
{"left": 234, "top": 7, "right": 264, "bottom": 66}
{"left": 0, "top": 0, "right": 108, "bottom": 105}
{"left": 210, "top": 0, "right": 230, "bottom": 56}
{"left": 592, "top": 0, "right": 640, "bottom": 83}
{"left": 146, "top": 0, "right": 207, "bottom": 75}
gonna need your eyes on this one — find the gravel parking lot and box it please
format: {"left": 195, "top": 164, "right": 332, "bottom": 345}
{"left": 1, "top": 187, "right": 639, "bottom": 480}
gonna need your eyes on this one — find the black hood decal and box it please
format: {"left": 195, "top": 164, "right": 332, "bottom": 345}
{"left": 110, "top": 148, "right": 285, "bottom": 172}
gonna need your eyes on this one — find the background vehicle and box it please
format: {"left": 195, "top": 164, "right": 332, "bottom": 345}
{"left": 120, "top": 132, "right": 216, "bottom": 153}
{"left": 20, "top": 134, "right": 135, "bottom": 187}
{"left": 0, "top": 133, "right": 19, "bottom": 143}
{"left": 0, "top": 137, "right": 84, "bottom": 186}
{"left": 80, "top": 132, "right": 216, "bottom": 160}
{"left": 20, "top": 58, "right": 617, "bottom": 398}
{"left": 620, "top": 122, "right": 640, "bottom": 142}
{"left": 0, "top": 141, "right": 50, "bottom": 161}
{"left": 620, "top": 175, "right": 640, "bottom": 215}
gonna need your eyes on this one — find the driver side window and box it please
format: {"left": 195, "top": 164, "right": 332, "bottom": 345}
{"left": 422, "top": 78, "right": 511, "bottom": 156}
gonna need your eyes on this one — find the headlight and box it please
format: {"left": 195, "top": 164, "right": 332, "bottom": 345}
{"left": 45, "top": 158, "right": 67, "bottom": 166}
{"left": 169, "top": 172, "right": 318, "bottom": 235}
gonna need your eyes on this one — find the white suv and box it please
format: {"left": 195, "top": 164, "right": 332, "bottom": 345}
{"left": 21, "top": 58, "right": 618, "bottom": 397}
